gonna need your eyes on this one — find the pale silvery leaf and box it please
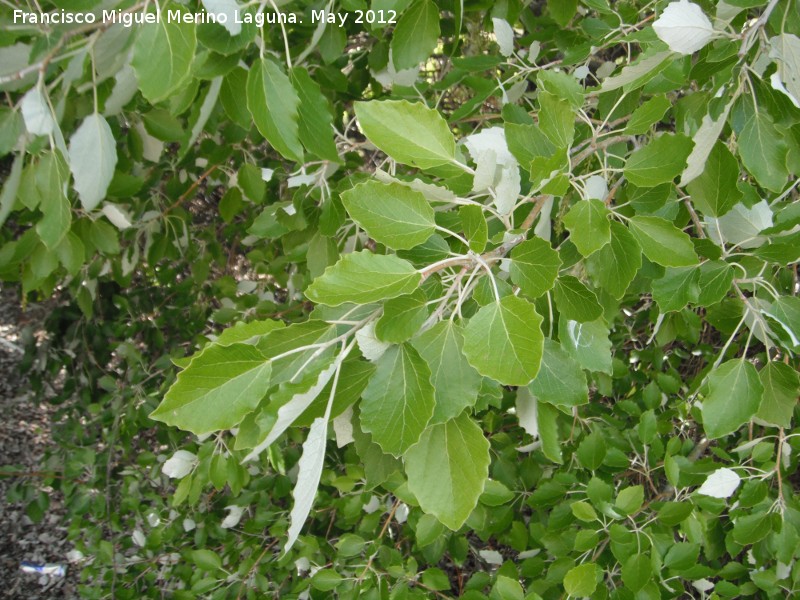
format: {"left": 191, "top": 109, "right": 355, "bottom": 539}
{"left": 102, "top": 203, "right": 132, "bottom": 230}
{"left": 494, "top": 164, "right": 521, "bottom": 216}
{"left": 394, "top": 503, "right": 409, "bottom": 523}
{"left": 527, "top": 41, "right": 541, "bottom": 63}
{"left": 492, "top": 18, "right": 514, "bottom": 57}
{"left": 693, "top": 579, "right": 715, "bottom": 593}
{"left": 533, "top": 196, "right": 554, "bottom": 241}
{"left": 573, "top": 65, "right": 591, "bottom": 80}
{"left": 464, "top": 127, "right": 516, "bottom": 169}
{"left": 362, "top": 495, "right": 381, "bottom": 514}
{"left": 769, "top": 34, "right": 800, "bottom": 108}
{"left": 372, "top": 49, "right": 419, "bottom": 89}
{"left": 104, "top": 64, "right": 138, "bottom": 116}
{"left": 696, "top": 467, "right": 741, "bottom": 498}
{"left": 20, "top": 87, "right": 55, "bottom": 136}
{"left": 146, "top": 512, "right": 160, "bottom": 527}
{"left": 221, "top": 505, "right": 245, "bottom": 528}
{"left": 162, "top": 450, "right": 196, "bottom": 479}
{"left": 679, "top": 100, "right": 732, "bottom": 185}
{"left": 243, "top": 359, "right": 340, "bottom": 462}
{"left": 771, "top": 72, "right": 800, "bottom": 108}
{"left": 515, "top": 388, "right": 539, "bottom": 438}
{"left": 284, "top": 416, "right": 328, "bottom": 552}
{"left": 288, "top": 172, "right": 316, "bottom": 188}
{"left": 261, "top": 168, "right": 274, "bottom": 182}
{"left": 479, "top": 550, "right": 504, "bottom": 565}
{"left": 200, "top": 0, "right": 242, "bottom": 35}
{"left": 706, "top": 200, "right": 773, "bottom": 248}
{"left": 132, "top": 529, "right": 146, "bottom": 547}
{"left": 182, "top": 518, "right": 196, "bottom": 532}
{"left": 502, "top": 80, "right": 528, "bottom": 105}
{"left": 355, "top": 321, "right": 390, "bottom": 362}
{"left": 134, "top": 122, "right": 164, "bottom": 163}
{"left": 333, "top": 405, "right": 354, "bottom": 448}
{"left": 66, "top": 550, "right": 85, "bottom": 562}
{"left": 295, "top": 556, "right": 311, "bottom": 575}
{"left": 472, "top": 148, "right": 497, "bottom": 191}
{"left": 583, "top": 175, "right": 608, "bottom": 201}
{"left": 69, "top": 113, "right": 118, "bottom": 211}
{"left": 653, "top": 0, "right": 715, "bottom": 55}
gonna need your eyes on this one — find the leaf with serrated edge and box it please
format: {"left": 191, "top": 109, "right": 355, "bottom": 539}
{"left": 360, "top": 343, "right": 435, "bottom": 456}
{"left": 150, "top": 344, "right": 272, "bottom": 435}
{"left": 305, "top": 251, "right": 421, "bottom": 306}
{"left": 463, "top": 295, "right": 544, "bottom": 386}
{"left": 509, "top": 237, "right": 561, "bottom": 298}
{"left": 529, "top": 339, "right": 588, "bottom": 407}
{"left": 68, "top": 113, "right": 117, "bottom": 211}
{"left": 354, "top": 100, "right": 455, "bottom": 169}
{"left": 702, "top": 359, "right": 763, "bottom": 439}
{"left": 411, "top": 321, "right": 481, "bottom": 423}
{"left": 341, "top": 181, "right": 435, "bottom": 250}
{"left": 404, "top": 413, "right": 489, "bottom": 530}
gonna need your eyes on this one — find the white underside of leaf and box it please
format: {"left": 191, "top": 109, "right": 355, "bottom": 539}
{"left": 696, "top": 467, "right": 741, "bottom": 498}
{"left": 69, "top": 113, "right": 118, "bottom": 211}
{"left": 515, "top": 388, "right": 539, "bottom": 438}
{"left": 333, "top": 406, "right": 354, "bottom": 448}
{"left": 680, "top": 99, "right": 732, "bottom": 186}
{"left": 243, "top": 358, "right": 342, "bottom": 462}
{"left": 653, "top": 0, "right": 715, "bottom": 55}
{"left": 355, "top": 321, "right": 390, "bottom": 362}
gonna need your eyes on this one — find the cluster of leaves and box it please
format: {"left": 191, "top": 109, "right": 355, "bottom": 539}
{"left": 2, "top": 0, "right": 800, "bottom": 597}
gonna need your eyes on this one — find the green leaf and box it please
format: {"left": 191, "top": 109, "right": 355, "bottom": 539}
{"left": 625, "top": 95, "right": 671, "bottom": 135}
{"left": 68, "top": 113, "right": 117, "bottom": 212}
{"left": 360, "top": 343, "right": 435, "bottom": 455}
{"left": 563, "top": 199, "right": 611, "bottom": 257}
{"left": 538, "top": 400, "right": 563, "bottom": 463}
{"left": 651, "top": 266, "right": 700, "bottom": 312}
{"left": 246, "top": 58, "right": 303, "bottom": 162}
{"left": 404, "top": 413, "right": 490, "bottom": 530}
{"left": 537, "top": 70, "right": 585, "bottom": 109}
{"left": 553, "top": 276, "right": 603, "bottom": 323}
{"left": 150, "top": 344, "right": 272, "bottom": 435}
{"left": 341, "top": 181, "right": 435, "bottom": 250}
{"left": 391, "top": 0, "right": 440, "bottom": 70}
{"left": 131, "top": 7, "right": 196, "bottom": 103}
{"left": 411, "top": 321, "right": 481, "bottom": 424}
{"left": 459, "top": 205, "right": 488, "bottom": 253}
{"left": 291, "top": 67, "right": 338, "bottom": 162}
{"left": 616, "top": 485, "right": 644, "bottom": 514}
{"left": 576, "top": 431, "right": 606, "bottom": 470}
{"left": 539, "top": 92, "right": 575, "bottom": 148}
{"left": 191, "top": 549, "right": 222, "bottom": 572}
{"left": 563, "top": 563, "right": 599, "bottom": 597}
{"left": 415, "top": 513, "right": 447, "bottom": 547}
{"left": 559, "top": 318, "right": 613, "bottom": 374}
{"left": 599, "top": 49, "right": 673, "bottom": 94}
{"left": 586, "top": 221, "right": 642, "bottom": 299}
{"left": 628, "top": 215, "right": 699, "bottom": 267}
{"left": 697, "top": 260, "right": 734, "bottom": 306}
{"left": 548, "top": 0, "right": 577, "bottom": 26}
{"left": 462, "top": 295, "right": 544, "bottom": 386}
{"left": 622, "top": 554, "right": 652, "bottom": 592}
{"left": 738, "top": 110, "right": 789, "bottom": 193}
{"left": 528, "top": 339, "right": 588, "bottom": 407}
{"left": 732, "top": 511, "right": 772, "bottom": 545}
{"left": 756, "top": 361, "right": 799, "bottom": 428}
{"left": 305, "top": 250, "right": 421, "bottom": 306}
{"left": 375, "top": 289, "right": 428, "bottom": 343}
{"left": 509, "top": 237, "right": 561, "bottom": 298}
{"left": 686, "top": 142, "right": 742, "bottom": 217}
{"left": 311, "top": 569, "right": 343, "bottom": 592}
{"left": 702, "top": 359, "right": 763, "bottom": 439}
{"left": 354, "top": 100, "right": 456, "bottom": 169}
{"left": 34, "top": 153, "right": 71, "bottom": 250}
{"left": 479, "top": 479, "right": 515, "bottom": 506}
{"left": 624, "top": 133, "right": 694, "bottom": 187}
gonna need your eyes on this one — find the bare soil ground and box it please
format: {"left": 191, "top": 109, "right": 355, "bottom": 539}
{"left": 0, "top": 285, "right": 78, "bottom": 598}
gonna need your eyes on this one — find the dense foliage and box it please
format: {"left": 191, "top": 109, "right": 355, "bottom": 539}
{"left": 2, "top": 0, "right": 800, "bottom": 597}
